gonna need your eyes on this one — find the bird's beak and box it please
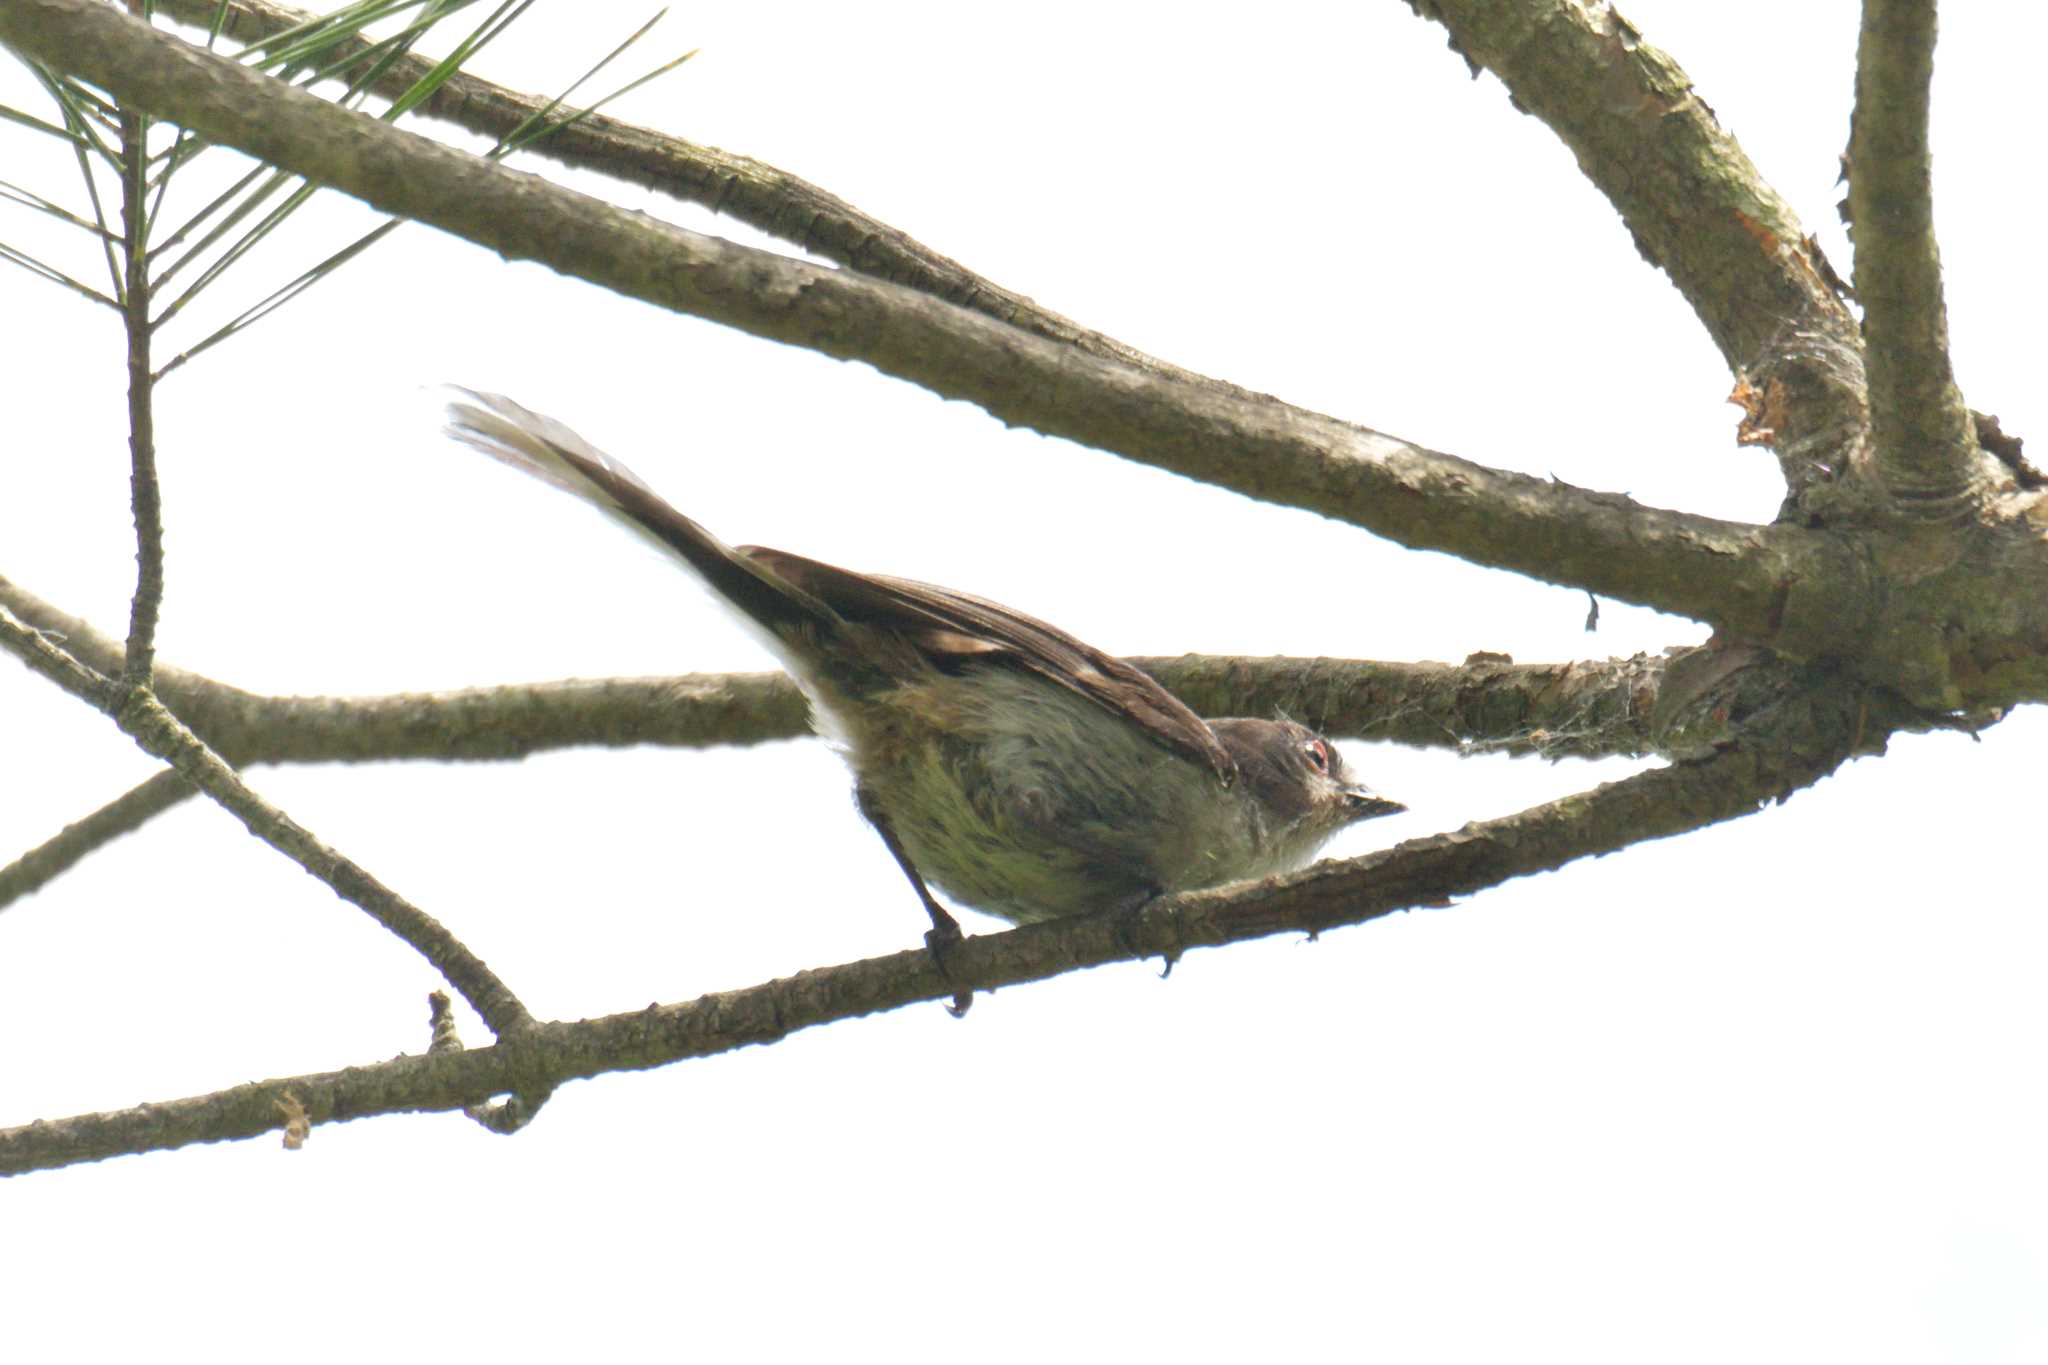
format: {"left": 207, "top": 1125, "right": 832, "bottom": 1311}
{"left": 1344, "top": 787, "right": 1406, "bottom": 819}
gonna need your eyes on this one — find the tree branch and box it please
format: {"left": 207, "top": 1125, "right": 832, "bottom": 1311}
{"left": 149, "top": 0, "right": 1257, "bottom": 400}
{"left": 0, "top": 651, "right": 1683, "bottom": 910}
{"left": 2, "top": 566, "right": 1704, "bottom": 768}
{"left": 0, "top": 602, "right": 534, "bottom": 1037}
{"left": 1132, "top": 651, "right": 1670, "bottom": 759}
{"left": 1848, "top": 0, "right": 1982, "bottom": 515}
{"left": 1401, "top": 0, "right": 1870, "bottom": 503}
{"left": 0, "top": 770, "right": 195, "bottom": 910}
{"left": 0, "top": 601, "right": 121, "bottom": 707}
{"left": 0, "top": 718, "right": 1857, "bottom": 1175}
{"left": 0, "top": 0, "right": 1862, "bottom": 644}
{"left": 3, "top": 564, "right": 1699, "bottom": 906}
{"left": 118, "top": 74, "right": 165, "bottom": 685}
{"left": 15, "top": 641, "right": 1855, "bottom": 913}
{"left": 107, "top": 685, "right": 538, "bottom": 1042}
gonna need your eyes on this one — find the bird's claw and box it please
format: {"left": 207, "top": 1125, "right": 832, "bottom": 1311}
{"left": 924, "top": 918, "right": 973, "bottom": 1018}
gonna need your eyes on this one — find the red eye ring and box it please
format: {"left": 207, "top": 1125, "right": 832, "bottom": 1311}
{"left": 1303, "top": 738, "right": 1330, "bottom": 774}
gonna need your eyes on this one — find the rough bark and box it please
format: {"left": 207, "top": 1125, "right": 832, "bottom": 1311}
{"left": 1, "top": 0, "right": 2040, "bottom": 1172}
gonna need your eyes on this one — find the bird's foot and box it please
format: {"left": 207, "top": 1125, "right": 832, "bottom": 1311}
{"left": 923, "top": 912, "right": 973, "bottom": 1018}
{"left": 1104, "top": 886, "right": 1179, "bottom": 979}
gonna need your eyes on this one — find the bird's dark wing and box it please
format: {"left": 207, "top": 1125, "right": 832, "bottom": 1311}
{"left": 741, "top": 546, "right": 1236, "bottom": 782}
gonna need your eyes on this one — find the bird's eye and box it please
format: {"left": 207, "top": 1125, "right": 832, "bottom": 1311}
{"left": 1303, "top": 738, "right": 1330, "bottom": 773}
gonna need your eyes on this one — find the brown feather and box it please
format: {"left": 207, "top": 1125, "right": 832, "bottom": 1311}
{"left": 740, "top": 547, "right": 1236, "bottom": 782}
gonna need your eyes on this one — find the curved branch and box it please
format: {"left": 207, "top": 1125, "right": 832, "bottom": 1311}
{"left": 1, "top": 1, "right": 1862, "bottom": 642}
{"left": 1849, "top": 0, "right": 1981, "bottom": 514}
{"left": 0, "top": 725, "right": 1855, "bottom": 1174}
{"left": 1402, "top": 0, "right": 1869, "bottom": 500}
{"left": 151, "top": 0, "right": 1252, "bottom": 399}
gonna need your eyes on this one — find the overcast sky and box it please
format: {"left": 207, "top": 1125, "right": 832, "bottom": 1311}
{"left": 3, "top": 2, "right": 2044, "bottom": 1359}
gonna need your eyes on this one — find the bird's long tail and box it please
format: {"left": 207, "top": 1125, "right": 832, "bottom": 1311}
{"left": 443, "top": 388, "right": 833, "bottom": 637}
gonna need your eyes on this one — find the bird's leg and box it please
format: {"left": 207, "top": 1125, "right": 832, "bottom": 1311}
{"left": 856, "top": 785, "right": 972, "bottom": 1017}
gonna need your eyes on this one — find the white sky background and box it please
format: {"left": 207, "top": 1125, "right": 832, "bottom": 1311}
{"left": 3, "top": 1, "right": 2045, "bottom": 1358}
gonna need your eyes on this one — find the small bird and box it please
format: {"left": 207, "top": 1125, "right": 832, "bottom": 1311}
{"left": 445, "top": 391, "right": 1402, "bottom": 967}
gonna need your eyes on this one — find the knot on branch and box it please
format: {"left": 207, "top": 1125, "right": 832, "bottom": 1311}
{"left": 1649, "top": 643, "right": 1872, "bottom": 766}
{"left": 114, "top": 685, "right": 176, "bottom": 755}
{"left": 1738, "top": 327, "right": 1873, "bottom": 522}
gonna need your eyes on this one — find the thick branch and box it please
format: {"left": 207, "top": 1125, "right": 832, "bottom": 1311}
{"left": 151, "top": 0, "right": 1251, "bottom": 399}
{"left": 1849, "top": 0, "right": 1981, "bottom": 514}
{"left": 6, "top": 565, "right": 1711, "bottom": 916}
{"left": 0, "top": 728, "right": 1853, "bottom": 1174}
{"left": 1403, "top": 0, "right": 1868, "bottom": 499}
{"left": 0, "top": 0, "right": 1859, "bottom": 641}
{"left": 1133, "top": 652, "right": 1669, "bottom": 759}
{"left": 2, "top": 570, "right": 1692, "bottom": 768}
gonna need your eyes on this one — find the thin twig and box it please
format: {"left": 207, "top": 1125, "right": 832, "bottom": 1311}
{"left": 0, "top": 605, "right": 534, "bottom": 1038}
{"left": 117, "top": 690, "right": 537, "bottom": 1038}
{"left": 117, "top": 60, "right": 166, "bottom": 685}
{"left": 0, "top": 770, "right": 196, "bottom": 912}
{"left": 0, "top": 603, "right": 121, "bottom": 706}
